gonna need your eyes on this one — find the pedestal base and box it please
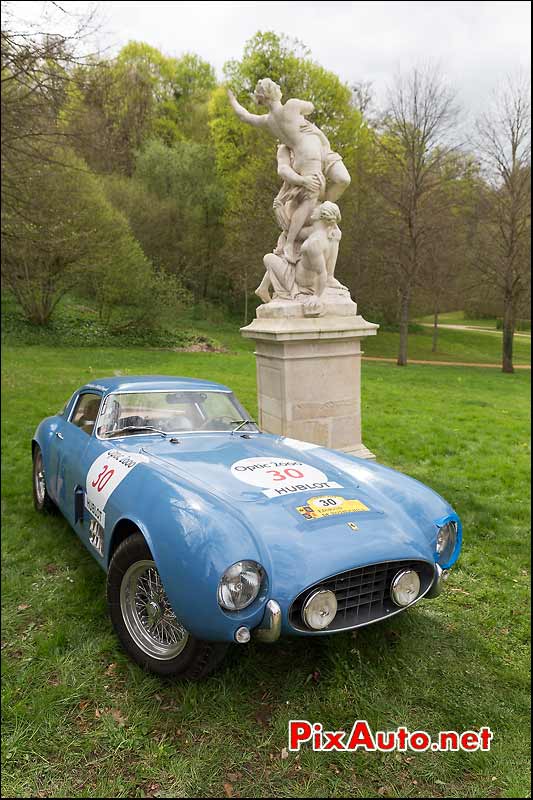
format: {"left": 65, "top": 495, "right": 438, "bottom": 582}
{"left": 256, "top": 285, "right": 358, "bottom": 319}
{"left": 241, "top": 313, "right": 379, "bottom": 459}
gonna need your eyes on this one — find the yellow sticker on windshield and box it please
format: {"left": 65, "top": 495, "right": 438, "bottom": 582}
{"left": 296, "top": 495, "right": 369, "bottom": 520}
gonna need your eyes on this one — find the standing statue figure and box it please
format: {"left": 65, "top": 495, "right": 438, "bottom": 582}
{"left": 227, "top": 78, "right": 351, "bottom": 265}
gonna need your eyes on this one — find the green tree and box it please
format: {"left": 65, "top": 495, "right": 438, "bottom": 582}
{"left": 1, "top": 147, "right": 123, "bottom": 323}
{"left": 2, "top": 145, "right": 188, "bottom": 328}
{"left": 64, "top": 43, "right": 216, "bottom": 174}
{"left": 416, "top": 160, "right": 480, "bottom": 351}
{"left": 133, "top": 139, "right": 225, "bottom": 302}
{"left": 103, "top": 174, "right": 185, "bottom": 276}
{"left": 1, "top": 1, "right": 96, "bottom": 236}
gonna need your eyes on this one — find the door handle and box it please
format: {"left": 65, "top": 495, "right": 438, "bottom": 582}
{"left": 55, "top": 432, "right": 64, "bottom": 440}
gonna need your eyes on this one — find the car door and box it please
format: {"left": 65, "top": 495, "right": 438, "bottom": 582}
{"left": 60, "top": 391, "right": 104, "bottom": 533}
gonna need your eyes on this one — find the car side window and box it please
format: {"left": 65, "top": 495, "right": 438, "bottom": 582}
{"left": 70, "top": 392, "right": 102, "bottom": 436}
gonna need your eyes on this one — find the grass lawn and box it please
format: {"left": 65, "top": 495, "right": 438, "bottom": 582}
{"left": 2, "top": 343, "right": 531, "bottom": 798}
{"left": 3, "top": 292, "right": 530, "bottom": 366}
{"left": 416, "top": 312, "right": 531, "bottom": 335}
{"left": 362, "top": 325, "right": 531, "bottom": 365}
{"left": 169, "top": 310, "right": 531, "bottom": 365}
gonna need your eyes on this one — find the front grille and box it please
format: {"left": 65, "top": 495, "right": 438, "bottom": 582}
{"left": 289, "top": 559, "right": 435, "bottom": 632}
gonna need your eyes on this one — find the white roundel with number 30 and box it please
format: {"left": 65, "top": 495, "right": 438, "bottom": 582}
{"left": 230, "top": 457, "right": 342, "bottom": 499}
{"left": 85, "top": 449, "right": 149, "bottom": 527}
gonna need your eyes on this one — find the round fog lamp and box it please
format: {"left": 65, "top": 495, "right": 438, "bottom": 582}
{"left": 390, "top": 569, "right": 420, "bottom": 607}
{"left": 302, "top": 589, "right": 337, "bottom": 630}
{"left": 235, "top": 626, "right": 251, "bottom": 643}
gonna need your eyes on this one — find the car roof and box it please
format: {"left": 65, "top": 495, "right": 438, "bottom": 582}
{"left": 77, "top": 376, "right": 232, "bottom": 395}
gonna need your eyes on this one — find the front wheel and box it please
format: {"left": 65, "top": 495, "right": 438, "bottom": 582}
{"left": 32, "top": 445, "right": 56, "bottom": 513}
{"left": 107, "top": 533, "right": 229, "bottom": 679}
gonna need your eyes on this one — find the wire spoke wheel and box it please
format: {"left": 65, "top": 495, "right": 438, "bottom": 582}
{"left": 34, "top": 451, "right": 46, "bottom": 505}
{"left": 120, "top": 560, "right": 189, "bottom": 660}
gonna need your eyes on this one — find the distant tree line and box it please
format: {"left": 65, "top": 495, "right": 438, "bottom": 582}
{"left": 1, "top": 4, "right": 530, "bottom": 371}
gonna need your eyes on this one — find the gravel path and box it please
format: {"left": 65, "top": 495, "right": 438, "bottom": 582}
{"left": 419, "top": 322, "right": 531, "bottom": 338}
{"left": 362, "top": 356, "right": 531, "bottom": 369}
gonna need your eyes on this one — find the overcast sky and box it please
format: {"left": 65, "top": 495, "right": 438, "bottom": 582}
{"left": 8, "top": 1, "right": 531, "bottom": 119}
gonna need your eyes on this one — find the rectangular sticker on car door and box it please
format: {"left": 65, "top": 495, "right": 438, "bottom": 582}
{"left": 85, "top": 449, "right": 148, "bottom": 527}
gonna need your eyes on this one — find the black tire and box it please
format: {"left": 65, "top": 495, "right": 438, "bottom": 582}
{"left": 32, "top": 445, "right": 56, "bottom": 513}
{"left": 107, "top": 532, "right": 229, "bottom": 680}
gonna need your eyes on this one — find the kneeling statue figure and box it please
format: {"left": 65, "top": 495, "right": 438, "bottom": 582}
{"left": 261, "top": 201, "right": 343, "bottom": 317}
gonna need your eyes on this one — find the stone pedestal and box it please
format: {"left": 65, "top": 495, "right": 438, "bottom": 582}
{"left": 241, "top": 292, "right": 379, "bottom": 459}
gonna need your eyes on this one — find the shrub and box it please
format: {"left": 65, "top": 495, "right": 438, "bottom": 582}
{"left": 1, "top": 294, "right": 220, "bottom": 350}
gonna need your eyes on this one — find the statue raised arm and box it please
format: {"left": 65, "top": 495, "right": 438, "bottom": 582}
{"left": 226, "top": 88, "right": 270, "bottom": 129}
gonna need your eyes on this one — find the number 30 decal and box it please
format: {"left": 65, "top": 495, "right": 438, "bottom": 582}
{"left": 85, "top": 449, "right": 149, "bottom": 527}
{"left": 266, "top": 468, "right": 305, "bottom": 481}
{"left": 91, "top": 464, "right": 115, "bottom": 492}
{"left": 317, "top": 497, "right": 339, "bottom": 507}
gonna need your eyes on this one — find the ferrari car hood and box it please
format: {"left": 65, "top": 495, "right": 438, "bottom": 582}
{"left": 138, "top": 433, "right": 440, "bottom": 555}
{"left": 139, "top": 433, "right": 362, "bottom": 503}
{"left": 129, "top": 433, "right": 445, "bottom": 603}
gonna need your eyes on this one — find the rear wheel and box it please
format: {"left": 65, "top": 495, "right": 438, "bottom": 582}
{"left": 32, "top": 445, "right": 56, "bottom": 513}
{"left": 107, "top": 533, "right": 228, "bottom": 679}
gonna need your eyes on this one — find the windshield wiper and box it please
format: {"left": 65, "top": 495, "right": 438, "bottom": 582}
{"left": 102, "top": 425, "right": 168, "bottom": 438}
{"left": 230, "top": 419, "right": 258, "bottom": 433}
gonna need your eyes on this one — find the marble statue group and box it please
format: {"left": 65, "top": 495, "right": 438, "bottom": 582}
{"left": 228, "top": 78, "right": 353, "bottom": 317}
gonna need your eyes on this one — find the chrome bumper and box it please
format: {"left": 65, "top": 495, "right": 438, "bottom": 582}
{"left": 426, "top": 564, "right": 450, "bottom": 598}
{"left": 253, "top": 599, "right": 282, "bottom": 643}
{"left": 253, "top": 565, "right": 447, "bottom": 642}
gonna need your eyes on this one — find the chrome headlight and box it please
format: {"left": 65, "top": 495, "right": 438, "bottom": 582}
{"left": 390, "top": 569, "right": 420, "bottom": 607}
{"left": 217, "top": 561, "right": 263, "bottom": 611}
{"left": 436, "top": 521, "right": 457, "bottom": 565}
{"left": 302, "top": 589, "right": 337, "bottom": 630}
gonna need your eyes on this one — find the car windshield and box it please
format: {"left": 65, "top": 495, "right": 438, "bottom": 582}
{"left": 96, "top": 390, "right": 258, "bottom": 437}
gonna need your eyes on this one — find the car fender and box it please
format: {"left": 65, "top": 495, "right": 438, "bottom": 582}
{"left": 103, "top": 464, "right": 272, "bottom": 642}
{"left": 32, "top": 416, "right": 65, "bottom": 502}
{"left": 316, "top": 450, "right": 457, "bottom": 544}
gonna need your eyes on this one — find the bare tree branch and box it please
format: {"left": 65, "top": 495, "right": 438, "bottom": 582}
{"left": 373, "top": 65, "right": 462, "bottom": 364}
{"left": 474, "top": 72, "right": 531, "bottom": 372}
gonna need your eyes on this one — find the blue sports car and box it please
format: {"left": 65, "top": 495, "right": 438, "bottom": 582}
{"left": 32, "top": 375, "right": 462, "bottom": 680}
